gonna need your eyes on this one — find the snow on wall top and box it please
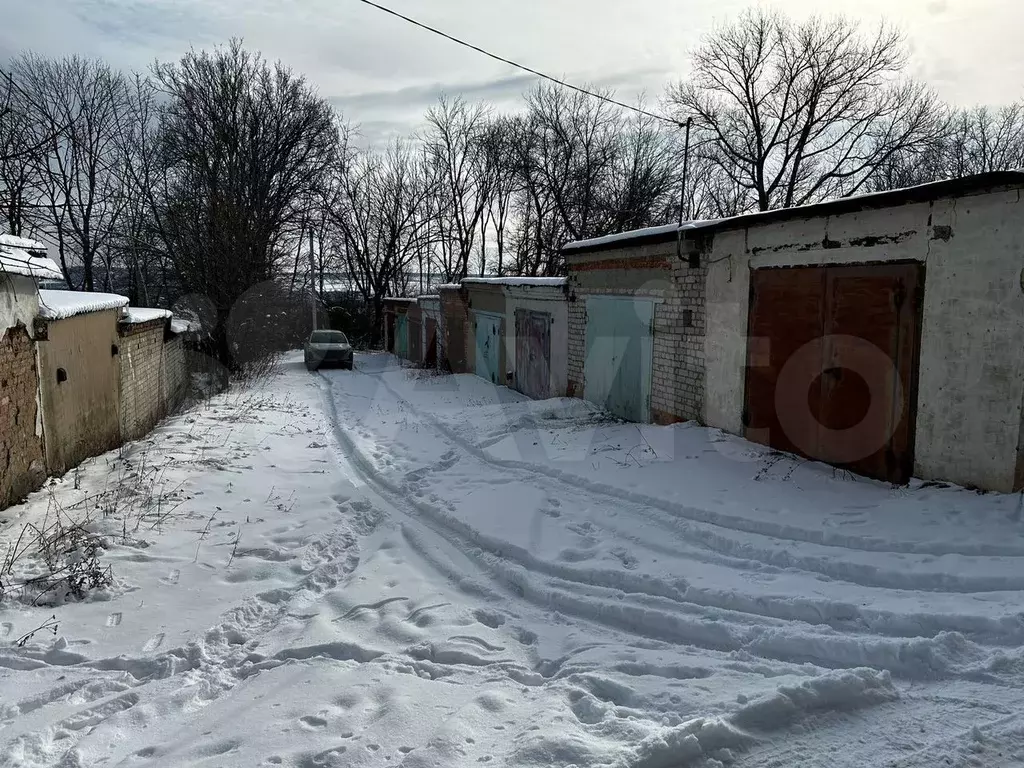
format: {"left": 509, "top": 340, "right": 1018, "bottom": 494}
{"left": 382, "top": 296, "right": 416, "bottom": 303}
{"left": 562, "top": 221, "right": 720, "bottom": 252}
{"left": 0, "top": 246, "right": 63, "bottom": 281}
{"left": 170, "top": 317, "right": 201, "bottom": 334}
{"left": 0, "top": 233, "right": 46, "bottom": 252}
{"left": 123, "top": 307, "right": 172, "bottom": 324}
{"left": 462, "top": 277, "right": 568, "bottom": 288}
{"left": 436, "top": 283, "right": 462, "bottom": 291}
{"left": 38, "top": 289, "right": 129, "bottom": 320}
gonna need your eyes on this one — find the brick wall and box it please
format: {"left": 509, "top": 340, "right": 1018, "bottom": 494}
{"left": 566, "top": 238, "right": 708, "bottom": 424}
{"left": 162, "top": 335, "right": 187, "bottom": 413}
{"left": 0, "top": 324, "right": 45, "bottom": 508}
{"left": 119, "top": 319, "right": 167, "bottom": 441}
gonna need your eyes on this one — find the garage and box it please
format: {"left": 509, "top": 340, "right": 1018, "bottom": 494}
{"left": 585, "top": 296, "right": 654, "bottom": 422}
{"left": 744, "top": 262, "right": 922, "bottom": 483}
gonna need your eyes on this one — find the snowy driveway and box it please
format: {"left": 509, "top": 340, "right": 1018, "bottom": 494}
{"left": 2, "top": 352, "right": 1024, "bottom": 767}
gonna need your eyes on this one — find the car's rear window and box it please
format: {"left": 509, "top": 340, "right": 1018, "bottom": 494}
{"left": 310, "top": 330, "right": 348, "bottom": 344}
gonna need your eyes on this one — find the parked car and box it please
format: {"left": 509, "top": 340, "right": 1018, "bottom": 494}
{"left": 304, "top": 329, "right": 353, "bottom": 371}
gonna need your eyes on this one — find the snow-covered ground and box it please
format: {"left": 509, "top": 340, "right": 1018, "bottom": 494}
{"left": 2, "top": 352, "right": 1024, "bottom": 768}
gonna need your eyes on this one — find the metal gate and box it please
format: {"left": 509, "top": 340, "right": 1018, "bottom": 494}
{"left": 745, "top": 262, "right": 922, "bottom": 483}
{"left": 584, "top": 296, "right": 654, "bottom": 422}
{"left": 395, "top": 314, "right": 409, "bottom": 360}
{"left": 514, "top": 309, "right": 552, "bottom": 400}
{"left": 474, "top": 311, "right": 502, "bottom": 384}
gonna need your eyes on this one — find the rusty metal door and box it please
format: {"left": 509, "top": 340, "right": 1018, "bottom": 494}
{"left": 515, "top": 309, "right": 551, "bottom": 400}
{"left": 745, "top": 263, "right": 922, "bottom": 483}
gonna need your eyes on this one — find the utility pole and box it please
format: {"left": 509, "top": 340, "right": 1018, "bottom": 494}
{"left": 677, "top": 117, "right": 693, "bottom": 227}
{"left": 309, "top": 228, "right": 317, "bottom": 332}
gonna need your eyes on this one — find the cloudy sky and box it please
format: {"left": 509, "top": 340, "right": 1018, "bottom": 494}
{"left": 1, "top": 0, "right": 1021, "bottom": 143}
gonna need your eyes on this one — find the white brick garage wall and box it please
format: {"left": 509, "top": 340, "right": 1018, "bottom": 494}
{"left": 704, "top": 184, "right": 1024, "bottom": 492}
{"left": 565, "top": 242, "right": 707, "bottom": 424}
{"left": 119, "top": 318, "right": 168, "bottom": 441}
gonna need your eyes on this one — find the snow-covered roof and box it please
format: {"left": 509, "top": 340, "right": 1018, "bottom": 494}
{"left": 564, "top": 170, "right": 1024, "bottom": 254}
{"left": 122, "top": 307, "right": 172, "bottom": 325}
{"left": 563, "top": 221, "right": 720, "bottom": 253}
{"left": 462, "top": 277, "right": 568, "bottom": 288}
{"left": 0, "top": 233, "right": 46, "bottom": 252}
{"left": 0, "top": 246, "right": 63, "bottom": 281}
{"left": 38, "top": 289, "right": 129, "bottom": 320}
{"left": 170, "top": 317, "right": 201, "bottom": 334}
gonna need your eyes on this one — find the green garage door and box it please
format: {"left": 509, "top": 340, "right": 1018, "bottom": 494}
{"left": 395, "top": 314, "right": 409, "bottom": 360}
{"left": 584, "top": 296, "right": 654, "bottom": 422}
{"left": 474, "top": 311, "right": 502, "bottom": 384}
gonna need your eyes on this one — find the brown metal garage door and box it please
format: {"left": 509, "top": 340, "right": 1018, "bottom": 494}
{"left": 744, "top": 262, "right": 922, "bottom": 483}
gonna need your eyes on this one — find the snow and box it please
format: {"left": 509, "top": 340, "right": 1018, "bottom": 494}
{"left": 122, "top": 307, "right": 172, "bottom": 324}
{"left": 169, "top": 317, "right": 201, "bottom": 334}
{"left": 0, "top": 233, "right": 46, "bottom": 252}
{"left": 462, "top": 277, "right": 568, "bottom": 287}
{"left": 563, "top": 220, "right": 721, "bottom": 252}
{"left": 37, "top": 289, "right": 129, "bottom": 320}
{"left": 2, "top": 352, "right": 1024, "bottom": 767}
{"left": 0, "top": 246, "right": 63, "bottom": 281}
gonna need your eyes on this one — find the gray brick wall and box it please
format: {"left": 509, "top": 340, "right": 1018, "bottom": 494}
{"left": 119, "top": 321, "right": 167, "bottom": 441}
{"left": 566, "top": 238, "right": 708, "bottom": 424}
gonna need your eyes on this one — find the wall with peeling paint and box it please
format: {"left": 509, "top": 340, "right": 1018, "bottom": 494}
{"left": 1, "top": 273, "right": 40, "bottom": 334}
{"left": 705, "top": 186, "right": 1024, "bottom": 492}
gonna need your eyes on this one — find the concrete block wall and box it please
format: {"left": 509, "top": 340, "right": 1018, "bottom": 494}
{"left": 0, "top": 324, "right": 45, "bottom": 508}
{"left": 566, "top": 241, "right": 707, "bottom": 423}
{"left": 118, "top": 319, "right": 167, "bottom": 442}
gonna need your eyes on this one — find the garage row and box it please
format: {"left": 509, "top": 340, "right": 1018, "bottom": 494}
{"left": 385, "top": 170, "right": 1024, "bottom": 493}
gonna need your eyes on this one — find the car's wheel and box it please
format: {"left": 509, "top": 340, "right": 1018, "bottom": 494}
{"left": 344, "top": 362, "right": 354, "bottom": 370}
{"left": 306, "top": 360, "right": 318, "bottom": 371}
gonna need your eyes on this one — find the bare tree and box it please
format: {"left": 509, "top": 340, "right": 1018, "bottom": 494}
{"left": 148, "top": 41, "right": 338, "bottom": 368}
{"left": 332, "top": 139, "right": 432, "bottom": 343}
{"left": 667, "top": 9, "right": 943, "bottom": 211}
{"left": 423, "top": 96, "right": 492, "bottom": 281}
{"left": 11, "top": 54, "right": 137, "bottom": 289}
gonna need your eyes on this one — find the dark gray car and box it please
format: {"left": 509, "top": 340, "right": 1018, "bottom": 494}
{"left": 304, "top": 329, "right": 353, "bottom": 371}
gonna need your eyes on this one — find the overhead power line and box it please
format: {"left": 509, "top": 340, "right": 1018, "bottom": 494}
{"left": 353, "top": 0, "right": 683, "bottom": 128}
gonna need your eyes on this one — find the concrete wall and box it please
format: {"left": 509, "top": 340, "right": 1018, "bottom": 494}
{"left": 566, "top": 243, "right": 706, "bottom": 423}
{"left": 1, "top": 273, "right": 39, "bottom": 333}
{"left": 704, "top": 187, "right": 1024, "bottom": 491}
{"left": 37, "top": 309, "right": 122, "bottom": 476}
{"left": 119, "top": 319, "right": 167, "bottom": 441}
{"left": 0, "top": 314, "right": 46, "bottom": 508}
{"left": 504, "top": 284, "right": 570, "bottom": 398}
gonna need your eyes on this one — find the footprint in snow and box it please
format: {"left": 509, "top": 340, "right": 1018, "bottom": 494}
{"left": 106, "top": 612, "right": 122, "bottom": 628}
{"left": 0, "top": 622, "right": 12, "bottom": 638}
{"left": 143, "top": 633, "right": 165, "bottom": 653}
{"left": 161, "top": 569, "right": 180, "bottom": 585}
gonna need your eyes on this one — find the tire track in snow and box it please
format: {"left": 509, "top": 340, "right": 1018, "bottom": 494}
{"left": 367, "top": 368, "right": 1024, "bottom": 561}
{"left": 317, "top": 373, "right": 1023, "bottom": 682}
{"left": 340, "top": 369, "right": 1024, "bottom": 647}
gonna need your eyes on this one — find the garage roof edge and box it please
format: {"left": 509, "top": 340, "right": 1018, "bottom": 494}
{"left": 562, "top": 170, "right": 1024, "bottom": 255}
